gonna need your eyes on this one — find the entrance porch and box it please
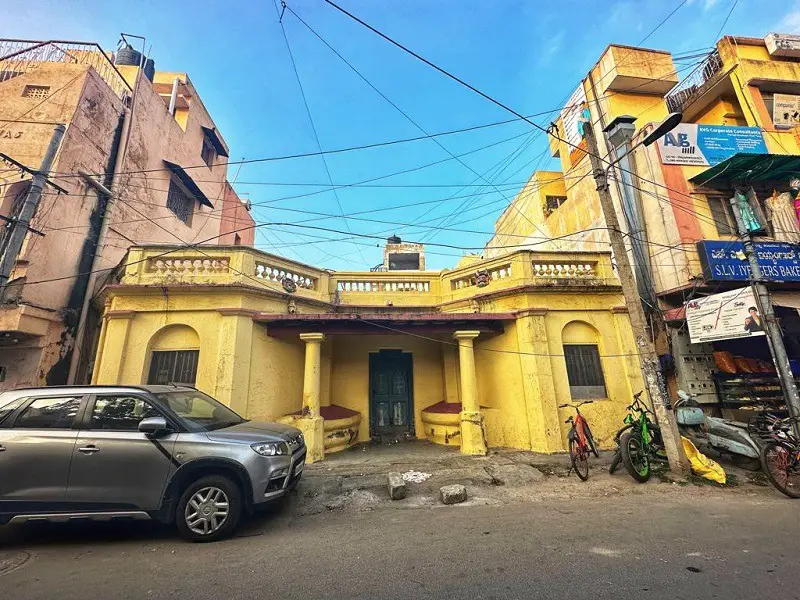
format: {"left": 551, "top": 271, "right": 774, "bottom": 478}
{"left": 263, "top": 313, "right": 513, "bottom": 463}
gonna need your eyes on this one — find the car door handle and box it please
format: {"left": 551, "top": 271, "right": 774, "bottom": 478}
{"left": 77, "top": 445, "right": 100, "bottom": 454}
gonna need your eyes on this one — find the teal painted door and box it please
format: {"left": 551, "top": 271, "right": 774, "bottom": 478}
{"left": 369, "top": 350, "right": 413, "bottom": 436}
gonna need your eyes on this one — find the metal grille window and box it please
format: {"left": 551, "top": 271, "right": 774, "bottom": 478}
{"left": 563, "top": 344, "right": 607, "bottom": 399}
{"left": 166, "top": 178, "right": 194, "bottom": 224}
{"left": 147, "top": 350, "right": 199, "bottom": 386}
{"left": 22, "top": 85, "right": 50, "bottom": 99}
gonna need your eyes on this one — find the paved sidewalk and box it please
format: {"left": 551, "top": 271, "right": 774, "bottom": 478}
{"left": 293, "top": 439, "right": 775, "bottom": 515}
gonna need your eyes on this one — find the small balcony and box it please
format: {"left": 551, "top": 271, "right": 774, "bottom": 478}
{"left": 665, "top": 49, "right": 725, "bottom": 115}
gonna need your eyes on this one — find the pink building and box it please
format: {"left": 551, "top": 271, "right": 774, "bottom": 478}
{"left": 0, "top": 39, "right": 251, "bottom": 388}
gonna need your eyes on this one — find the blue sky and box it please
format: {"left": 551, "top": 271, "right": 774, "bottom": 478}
{"left": 4, "top": 0, "right": 799, "bottom": 270}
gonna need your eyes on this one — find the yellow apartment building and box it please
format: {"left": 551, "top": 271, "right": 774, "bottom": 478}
{"left": 487, "top": 33, "right": 800, "bottom": 415}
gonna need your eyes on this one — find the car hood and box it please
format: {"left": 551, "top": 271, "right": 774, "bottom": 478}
{"left": 205, "top": 421, "right": 300, "bottom": 444}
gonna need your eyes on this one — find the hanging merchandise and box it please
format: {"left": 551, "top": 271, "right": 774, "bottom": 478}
{"left": 733, "top": 189, "right": 763, "bottom": 234}
{"left": 766, "top": 189, "right": 800, "bottom": 244}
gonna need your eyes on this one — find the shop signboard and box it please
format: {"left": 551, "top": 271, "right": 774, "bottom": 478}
{"left": 773, "top": 93, "right": 800, "bottom": 130}
{"left": 560, "top": 84, "right": 588, "bottom": 149}
{"left": 686, "top": 287, "right": 766, "bottom": 343}
{"left": 656, "top": 124, "right": 767, "bottom": 166}
{"left": 696, "top": 240, "right": 800, "bottom": 282}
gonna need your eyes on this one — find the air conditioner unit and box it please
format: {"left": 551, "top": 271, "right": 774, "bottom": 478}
{"left": 765, "top": 33, "right": 800, "bottom": 58}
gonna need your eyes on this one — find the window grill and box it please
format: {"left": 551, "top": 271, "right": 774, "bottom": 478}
{"left": 22, "top": 85, "right": 50, "bottom": 99}
{"left": 167, "top": 178, "right": 194, "bottom": 224}
{"left": 564, "top": 344, "right": 607, "bottom": 399}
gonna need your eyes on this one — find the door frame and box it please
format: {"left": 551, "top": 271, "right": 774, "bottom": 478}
{"left": 368, "top": 349, "right": 414, "bottom": 437}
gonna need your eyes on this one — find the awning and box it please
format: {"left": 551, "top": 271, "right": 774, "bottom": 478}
{"left": 255, "top": 312, "right": 516, "bottom": 337}
{"left": 201, "top": 126, "right": 229, "bottom": 158}
{"left": 690, "top": 153, "right": 800, "bottom": 187}
{"left": 163, "top": 160, "right": 214, "bottom": 208}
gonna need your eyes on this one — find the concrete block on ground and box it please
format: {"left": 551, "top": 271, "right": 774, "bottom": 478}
{"left": 440, "top": 484, "right": 467, "bottom": 505}
{"left": 388, "top": 472, "right": 406, "bottom": 500}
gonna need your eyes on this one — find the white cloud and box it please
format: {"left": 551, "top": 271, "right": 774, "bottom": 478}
{"left": 778, "top": 1, "right": 800, "bottom": 33}
{"left": 703, "top": 0, "right": 719, "bottom": 10}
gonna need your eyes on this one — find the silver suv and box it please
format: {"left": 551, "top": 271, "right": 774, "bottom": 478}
{"left": 0, "top": 385, "right": 305, "bottom": 542}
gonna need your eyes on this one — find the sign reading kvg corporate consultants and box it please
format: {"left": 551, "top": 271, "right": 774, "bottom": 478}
{"left": 656, "top": 124, "right": 767, "bottom": 166}
{"left": 686, "top": 287, "right": 766, "bottom": 344}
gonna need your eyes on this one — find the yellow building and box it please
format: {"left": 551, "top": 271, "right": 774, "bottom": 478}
{"left": 92, "top": 239, "right": 644, "bottom": 462}
{"left": 487, "top": 33, "right": 800, "bottom": 411}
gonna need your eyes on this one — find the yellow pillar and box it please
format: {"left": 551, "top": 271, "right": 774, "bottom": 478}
{"left": 92, "top": 310, "right": 134, "bottom": 384}
{"left": 214, "top": 312, "right": 254, "bottom": 416}
{"left": 453, "top": 330, "right": 487, "bottom": 456}
{"left": 515, "top": 311, "right": 562, "bottom": 452}
{"left": 299, "top": 332, "right": 325, "bottom": 463}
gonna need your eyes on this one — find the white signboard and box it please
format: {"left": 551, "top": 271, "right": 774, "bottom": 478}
{"left": 773, "top": 94, "right": 800, "bottom": 130}
{"left": 656, "top": 123, "right": 768, "bottom": 166}
{"left": 560, "top": 84, "right": 588, "bottom": 149}
{"left": 686, "top": 287, "right": 766, "bottom": 344}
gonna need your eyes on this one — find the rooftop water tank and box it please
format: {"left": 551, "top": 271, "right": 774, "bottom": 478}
{"left": 143, "top": 58, "right": 155, "bottom": 82}
{"left": 115, "top": 44, "right": 143, "bottom": 67}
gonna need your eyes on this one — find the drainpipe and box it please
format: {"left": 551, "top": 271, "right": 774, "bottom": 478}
{"left": 168, "top": 77, "right": 180, "bottom": 115}
{"left": 66, "top": 68, "right": 141, "bottom": 384}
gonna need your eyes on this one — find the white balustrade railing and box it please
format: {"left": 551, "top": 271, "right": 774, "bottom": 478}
{"left": 148, "top": 256, "right": 230, "bottom": 275}
{"left": 336, "top": 280, "right": 430, "bottom": 292}
{"left": 451, "top": 264, "right": 512, "bottom": 290}
{"left": 255, "top": 262, "right": 315, "bottom": 290}
{"left": 532, "top": 261, "right": 596, "bottom": 278}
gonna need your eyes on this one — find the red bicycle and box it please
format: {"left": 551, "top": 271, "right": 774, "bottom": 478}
{"left": 560, "top": 401, "right": 599, "bottom": 481}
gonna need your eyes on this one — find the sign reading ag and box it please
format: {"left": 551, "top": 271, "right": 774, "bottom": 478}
{"left": 657, "top": 124, "right": 767, "bottom": 166}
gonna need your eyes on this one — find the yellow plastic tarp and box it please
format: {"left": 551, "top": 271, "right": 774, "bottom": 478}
{"left": 682, "top": 437, "right": 726, "bottom": 484}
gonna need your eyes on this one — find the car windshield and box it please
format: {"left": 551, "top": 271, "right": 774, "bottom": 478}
{"left": 154, "top": 390, "right": 245, "bottom": 432}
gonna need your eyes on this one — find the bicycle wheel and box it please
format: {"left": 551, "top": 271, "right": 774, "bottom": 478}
{"left": 761, "top": 441, "right": 800, "bottom": 499}
{"left": 569, "top": 436, "right": 589, "bottom": 481}
{"left": 620, "top": 431, "right": 651, "bottom": 483}
{"left": 609, "top": 448, "right": 622, "bottom": 474}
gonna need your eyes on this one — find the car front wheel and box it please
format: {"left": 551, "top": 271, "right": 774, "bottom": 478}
{"left": 176, "top": 475, "right": 242, "bottom": 542}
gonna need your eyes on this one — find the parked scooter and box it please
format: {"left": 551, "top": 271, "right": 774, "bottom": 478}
{"left": 675, "top": 390, "right": 762, "bottom": 470}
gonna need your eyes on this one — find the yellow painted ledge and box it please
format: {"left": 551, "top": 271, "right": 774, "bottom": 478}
{"left": 421, "top": 402, "right": 462, "bottom": 447}
{"left": 279, "top": 405, "right": 361, "bottom": 455}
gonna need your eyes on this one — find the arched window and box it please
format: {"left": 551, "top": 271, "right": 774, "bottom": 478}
{"left": 146, "top": 325, "right": 200, "bottom": 386}
{"left": 562, "top": 321, "right": 606, "bottom": 399}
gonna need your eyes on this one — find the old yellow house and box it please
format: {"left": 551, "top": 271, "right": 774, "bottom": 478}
{"left": 93, "top": 238, "right": 644, "bottom": 462}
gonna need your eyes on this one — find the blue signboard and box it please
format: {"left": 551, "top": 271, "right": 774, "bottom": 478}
{"left": 658, "top": 124, "right": 768, "bottom": 166}
{"left": 696, "top": 240, "right": 800, "bottom": 282}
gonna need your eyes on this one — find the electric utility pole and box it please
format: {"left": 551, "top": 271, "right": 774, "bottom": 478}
{"left": 583, "top": 123, "right": 689, "bottom": 474}
{"left": 0, "top": 124, "right": 66, "bottom": 289}
{"left": 729, "top": 192, "right": 800, "bottom": 437}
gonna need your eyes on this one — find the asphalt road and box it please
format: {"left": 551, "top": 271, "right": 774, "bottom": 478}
{"left": 1, "top": 490, "right": 798, "bottom": 600}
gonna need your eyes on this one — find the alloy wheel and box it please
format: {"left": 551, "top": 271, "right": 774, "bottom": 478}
{"left": 184, "top": 486, "right": 230, "bottom": 536}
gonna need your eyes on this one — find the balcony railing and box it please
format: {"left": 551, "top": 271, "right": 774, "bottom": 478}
{"left": 0, "top": 39, "right": 132, "bottom": 101}
{"left": 665, "top": 49, "right": 723, "bottom": 114}
{"left": 121, "top": 247, "right": 618, "bottom": 305}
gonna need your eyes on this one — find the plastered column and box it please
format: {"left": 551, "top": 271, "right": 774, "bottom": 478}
{"left": 515, "top": 310, "right": 562, "bottom": 452}
{"left": 92, "top": 310, "right": 134, "bottom": 384}
{"left": 214, "top": 312, "right": 253, "bottom": 416}
{"left": 453, "top": 330, "right": 487, "bottom": 456}
{"left": 299, "top": 332, "right": 325, "bottom": 463}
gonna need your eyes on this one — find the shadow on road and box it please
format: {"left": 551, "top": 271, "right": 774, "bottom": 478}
{"left": 0, "top": 497, "right": 291, "bottom": 549}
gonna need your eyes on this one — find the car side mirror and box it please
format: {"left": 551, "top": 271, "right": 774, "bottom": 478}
{"left": 139, "top": 416, "right": 169, "bottom": 436}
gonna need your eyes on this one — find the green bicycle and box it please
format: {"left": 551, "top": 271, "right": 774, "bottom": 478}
{"left": 610, "top": 391, "right": 665, "bottom": 483}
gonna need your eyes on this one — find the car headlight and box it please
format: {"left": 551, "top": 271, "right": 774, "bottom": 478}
{"left": 251, "top": 442, "right": 289, "bottom": 456}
